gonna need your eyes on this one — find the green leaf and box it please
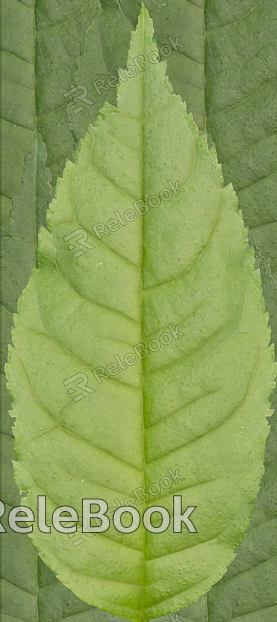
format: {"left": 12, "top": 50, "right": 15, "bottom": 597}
{"left": 36, "top": 560, "right": 107, "bottom": 622}
{"left": 1, "top": 1, "right": 38, "bottom": 619}
{"left": 1, "top": 1, "right": 133, "bottom": 619}
{"left": 2, "top": 0, "right": 277, "bottom": 620}
{"left": 1, "top": 1, "right": 132, "bottom": 619}
{"left": 116, "top": 0, "right": 206, "bottom": 129}
{"left": 202, "top": 2, "right": 277, "bottom": 620}
{"left": 176, "top": 1, "right": 277, "bottom": 620}
{"left": 35, "top": 0, "right": 206, "bottom": 195}
{"left": 35, "top": 0, "right": 105, "bottom": 187}
{"left": 206, "top": 0, "right": 277, "bottom": 277}
{"left": 6, "top": 6, "right": 275, "bottom": 621}
{"left": 207, "top": 414, "right": 277, "bottom": 622}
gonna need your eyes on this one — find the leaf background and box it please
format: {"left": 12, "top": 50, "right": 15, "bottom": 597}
{"left": 1, "top": 0, "right": 276, "bottom": 620}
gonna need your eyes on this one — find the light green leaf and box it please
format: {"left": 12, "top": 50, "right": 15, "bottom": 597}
{"left": 6, "top": 5, "right": 276, "bottom": 622}
{"left": 1, "top": 1, "right": 128, "bottom": 618}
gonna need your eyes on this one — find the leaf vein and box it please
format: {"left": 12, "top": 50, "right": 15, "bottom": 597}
{"left": 147, "top": 532, "right": 223, "bottom": 563}
{"left": 16, "top": 357, "right": 142, "bottom": 480}
{"left": 231, "top": 603, "right": 277, "bottom": 620}
{"left": 147, "top": 353, "right": 259, "bottom": 465}
{"left": 144, "top": 207, "right": 221, "bottom": 292}
{"left": 56, "top": 258, "right": 139, "bottom": 325}
{"left": 1, "top": 48, "right": 33, "bottom": 66}
{"left": 221, "top": 552, "right": 277, "bottom": 587}
{"left": 238, "top": 170, "right": 277, "bottom": 192}
{"left": 146, "top": 389, "right": 217, "bottom": 429}
{"left": 210, "top": 75, "right": 276, "bottom": 116}
{"left": 1, "top": 577, "right": 36, "bottom": 598}
{"left": 91, "top": 157, "right": 139, "bottom": 202}
{"left": 207, "top": 5, "right": 258, "bottom": 32}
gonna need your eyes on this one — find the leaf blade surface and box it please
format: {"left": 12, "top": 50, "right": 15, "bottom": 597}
{"left": 6, "top": 6, "right": 275, "bottom": 622}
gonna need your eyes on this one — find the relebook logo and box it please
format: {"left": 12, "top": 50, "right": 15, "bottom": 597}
{"left": 0, "top": 496, "right": 197, "bottom": 535}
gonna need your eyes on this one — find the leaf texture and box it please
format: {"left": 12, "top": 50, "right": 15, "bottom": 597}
{"left": 99, "top": 0, "right": 206, "bottom": 130}
{"left": 35, "top": 0, "right": 206, "bottom": 196}
{"left": 1, "top": 1, "right": 38, "bottom": 620}
{"left": 6, "top": 7, "right": 275, "bottom": 621}
{"left": 2, "top": 1, "right": 277, "bottom": 621}
{"left": 177, "top": 1, "right": 277, "bottom": 619}
{"left": 35, "top": 0, "right": 106, "bottom": 187}
{"left": 33, "top": 1, "right": 208, "bottom": 616}
{"left": 203, "top": 1, "right": 277, "bottom": 620}
{"left": 2, "top": 0, "right": 206, "bottom": 617}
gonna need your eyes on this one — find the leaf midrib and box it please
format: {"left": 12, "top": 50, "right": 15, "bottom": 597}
{"left": 139, "top": 8, "right": 147, "bottom": 618}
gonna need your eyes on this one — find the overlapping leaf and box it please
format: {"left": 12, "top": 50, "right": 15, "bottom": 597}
{"left": 204, "top": 2, "right": 277, "bottom": 619}
{"left": 1, "top": 1, "right": 38, "bottom": 619}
